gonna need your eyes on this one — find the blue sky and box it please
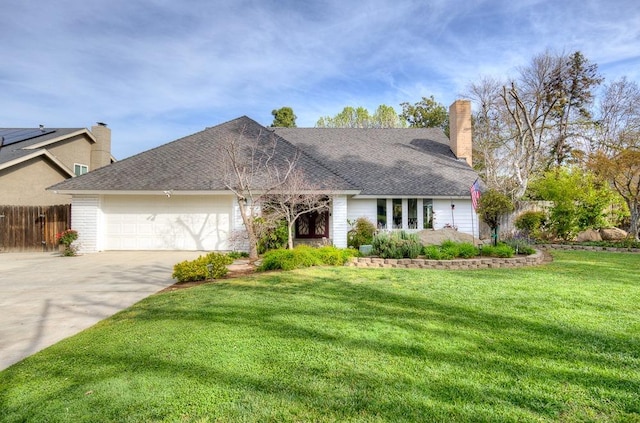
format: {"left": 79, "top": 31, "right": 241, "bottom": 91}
{"left": 2, "top": 0, "right": 639, "bottom": 159}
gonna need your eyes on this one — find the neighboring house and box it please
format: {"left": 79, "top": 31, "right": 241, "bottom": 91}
{"left": 49, "top": 100, "right": 481, "bottom": 253}
{"left": 0, "top": 124, "right": 113, "bottom": 206}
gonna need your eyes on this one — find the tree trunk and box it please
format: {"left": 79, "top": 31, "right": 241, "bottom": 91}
{"left": 287, "top": 221, "right": 295, "bottom": 250}
{"left": 629, "top": 200, "right": 640, "bottom": 241}
{"left": 237, "top": 199, "right": 259, "bottom": 260}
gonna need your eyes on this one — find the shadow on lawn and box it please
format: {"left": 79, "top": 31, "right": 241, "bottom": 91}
{"left": 2, "top": 267, "right": 639, "bottom": 421}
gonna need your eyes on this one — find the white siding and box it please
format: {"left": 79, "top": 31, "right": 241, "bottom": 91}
{"left": 346, "top": 198, "right": 377, "bottom": 224}
{"left": 331, "top": 195, "right": 348, "bottom": 248}
{"left": 230, "top": 199, "right": 250, "bottom": 252}
{"left": 71, "top": 195, "right": 102, "bottom": 253}
{"left": 432, "top": 199, "right": 478, "bottom": 237}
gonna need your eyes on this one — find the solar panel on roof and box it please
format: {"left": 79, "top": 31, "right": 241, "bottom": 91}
{"left": 0, "top": 128, "right": 56, "bottom": 147}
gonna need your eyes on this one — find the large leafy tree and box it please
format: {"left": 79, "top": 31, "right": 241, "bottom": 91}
{"left": 399, "top": 95, "right": 448, "bottom": 132}
{"left": 544, "top": 51, "right": 603, "bottom": 167}
{"left": 316, "top": 105, "right": 404, "bottom": 128}
{"left": 271, "top": 107, "right": 297, "bottom": 127}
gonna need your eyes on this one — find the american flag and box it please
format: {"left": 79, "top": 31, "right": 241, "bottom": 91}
{"left": 470, "top": 179, "right": 481, "bottom": 211}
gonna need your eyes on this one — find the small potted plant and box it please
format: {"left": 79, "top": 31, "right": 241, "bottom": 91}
{"left": 56, "top": 229, "right": 78, "bottom": 256}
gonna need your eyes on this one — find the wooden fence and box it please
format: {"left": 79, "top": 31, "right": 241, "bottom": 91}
{"left": 0, "top": 205, "right": 71, "bottom": 252}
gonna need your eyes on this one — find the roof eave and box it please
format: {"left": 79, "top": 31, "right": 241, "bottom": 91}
{"left": 22, "top": 129, "right": 95, "bottom": 150}
{"left": 0, "top": 150, "right": 75, "bottom": 177}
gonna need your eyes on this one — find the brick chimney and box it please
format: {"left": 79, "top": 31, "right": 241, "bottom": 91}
{"left": 90, "top": 122, "right": 112, "bottom": 170}
{"left": 449, "top": 100, "right": 472, "bottom": 166}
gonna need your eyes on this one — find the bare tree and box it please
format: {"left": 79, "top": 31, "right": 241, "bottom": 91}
{"left": 263, "top": 169, "right": 332, "bottom": 249}
{"left": 467, "top": 76, "right": 507, "bottom": 189}
{"left": 466, "top": 51, "right": 601, "bottom": 199}
{"left": 222, "top": 127, "right": 332, "bottom": 257}
{"left": 589, "top": 77, "right": 640, "bottom": 239}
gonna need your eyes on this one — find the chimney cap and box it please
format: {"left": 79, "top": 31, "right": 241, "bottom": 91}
{"left": 96, "top": 122, "right": 107, "bottom": 127}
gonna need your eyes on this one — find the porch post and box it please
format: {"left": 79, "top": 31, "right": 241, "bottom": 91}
{"left": 401, "top": 199, "right": 408, "bottom": 230}
{"left": 417, "top": 199, "right": 424, "bottom": 230}
{"left": 331, "top": 195, "right": 348, "bottom": 248}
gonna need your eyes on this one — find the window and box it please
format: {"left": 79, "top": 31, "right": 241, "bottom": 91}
{"left": 408, "top": 199, "right": 418, "bottom": 229}
{"left": 423, "top": 200, "right": 433, "bottom": 229}
{"left": 74, "top": 163, "right": 88, "bottom": 176}
{"left": 392, "top": 199, "right": 402, "bottom": 229}
{"left": 376, "top": 199, "right": 387, "bottom": 229}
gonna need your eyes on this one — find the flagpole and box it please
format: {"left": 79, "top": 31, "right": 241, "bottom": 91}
{"left": 470, "top": 178, "right": 480, "bottom": 242}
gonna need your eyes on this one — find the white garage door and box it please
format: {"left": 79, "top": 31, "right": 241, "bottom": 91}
{"left": 103, "top": 195, "right": 232, "bottom": 250}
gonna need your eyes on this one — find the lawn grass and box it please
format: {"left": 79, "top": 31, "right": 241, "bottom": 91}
{"left": 1, "top": 250, "right": 639, "bottom": 422}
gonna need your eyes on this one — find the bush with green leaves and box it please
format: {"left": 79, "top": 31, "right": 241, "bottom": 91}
{"left": 528, "top": 168, "right": 623, "bottom": 240}
{"left": 258, "top": 245, "right": 358, "bottom": 271}
{"left": 423, "top": 241, "right": 478, "bottom": 260}
{"left": 372, "top": 231, "right": 422, "bottom": 259}
{"left": 347, "top": 217, "right": 377, "bottom": 249}
{"left": 514, "top": 211, "right": 547, "bottom": 239}
{"left": 172, "top": 252, "right": 234, "bottom": 282}
{"left": 227, "top": 251, "right": 250, "bottom": 259}
{"left": 257, "top": 218, "right": 288, "bottom": 254}
{"left": 502, "top": 237, "right": 536, "bottom": 255}
{"left": 479, "top": 244, "right": 515, "bottom": 258}
{"left": 477, "top": 190, "right": 514, "bottom": 245}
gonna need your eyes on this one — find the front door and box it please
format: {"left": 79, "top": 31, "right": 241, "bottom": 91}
{"left": 295, "top": 210, "right": 329, "bottom": 238}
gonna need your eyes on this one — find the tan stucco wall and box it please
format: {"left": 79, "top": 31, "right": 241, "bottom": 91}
{"left": 47, "top": 134, "right": 94, "bottom": 173}
{"left": 0, "top": 157, "right": 71, "bottom": 205}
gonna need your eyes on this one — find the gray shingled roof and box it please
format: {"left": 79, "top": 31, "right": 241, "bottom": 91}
{"left": 50, "top": 117, "right": 480, "bottom": 196}
{"left": 0, "top": 128, "right": 84, "bottom": 167}
{"left": 273, "top": 127, "right": 479, "bottom": 197}
{"left": 49, "top": 117, "right": 358, "bottom": 192}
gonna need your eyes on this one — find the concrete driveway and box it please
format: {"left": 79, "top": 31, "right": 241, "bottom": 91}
{"left": 0, "top": 250, "right": 204, "bottom": 371}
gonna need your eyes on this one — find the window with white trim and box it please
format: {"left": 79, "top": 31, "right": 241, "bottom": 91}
{"left": 74, "top": 163, "right": 88, "bottom": 176}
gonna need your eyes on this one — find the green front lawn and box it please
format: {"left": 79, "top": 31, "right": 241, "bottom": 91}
{"left": 1, "top": 251, "right": 639, "bottom": 422}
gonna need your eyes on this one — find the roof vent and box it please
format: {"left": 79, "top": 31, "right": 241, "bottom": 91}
{"left": 39, "top": 124, "right": 45, "bottom": 132}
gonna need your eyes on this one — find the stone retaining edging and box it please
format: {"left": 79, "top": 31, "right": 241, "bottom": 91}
{"left": 538, "top": 244, "right": 640, "bottom": 253}
{"left": 346, "top": 250, "right": 545, "bottom": 270}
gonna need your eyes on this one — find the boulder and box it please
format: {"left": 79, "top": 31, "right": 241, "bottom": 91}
{"left": 417, "top": 228, "right": 482, "bottom": 246}
{"left": 576, "top": 229, "right": 602, "bottom": 242}
{"left": 599, "top": 227, "right": 628, "bottom": 241}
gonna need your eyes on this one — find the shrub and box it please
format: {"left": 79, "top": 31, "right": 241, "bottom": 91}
{"left": 480, "top": 244, "right": 515, "bottom": 258}
{"left": 258, "top": 245, "right": 356, "bottom": 271}
{"left": 514, "top": 211, "right": 547, "bottom": 239}
{"left": 172, "top": 252, "right": 234, "bottom": 282}
{"left": 347, "top": 217, "right": 376, "bottom": 249}
{"left": 227, "top": 251, "right": 249, "bottom": 259}
{"left": 423, "top": 241, "right": 477, "bottom": 260}
{"left": 440, "top": 240, "right": 460, "bottom": 258}
{"left": 262, "top": 246, "right": 321, "bottom": 271}
{"left": 456, "top": 242, "right": 479, "bottom": 258}
{"left": 423, "top": 245, "right": 443, "bottom": 260}
{"left": 316, "top": 246, "right": 358, "bottom": 266}
{"left": 372, "top": 231, "right": 422, "bottom": 259}
{"left": 502, "top": 237, "right": 536, "bottom": 255}
{"left": 56, "top": 229, "right": 78, "bottom": 246}
{"left": 257, "top": 218, "right": 288, "bottom": 254}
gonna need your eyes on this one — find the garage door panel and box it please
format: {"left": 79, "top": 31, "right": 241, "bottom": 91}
{"left": 103, "top": 196, "right": 232, "bottom": 251}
